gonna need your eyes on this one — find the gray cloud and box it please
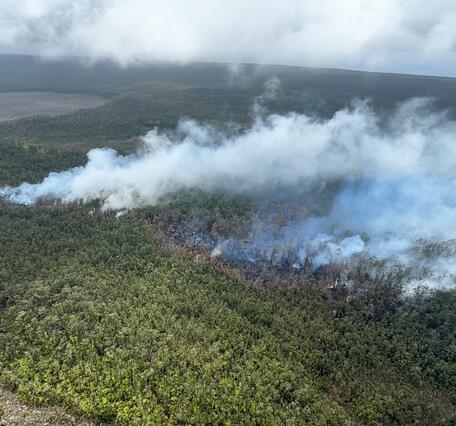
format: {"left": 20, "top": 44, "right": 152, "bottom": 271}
{"left": 1, "top": 0, "right": 456, "bottom": 76}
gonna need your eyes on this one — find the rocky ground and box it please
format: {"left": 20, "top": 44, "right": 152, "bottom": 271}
{"left": 0, "top": 388, "right": 94, "bottom": 426}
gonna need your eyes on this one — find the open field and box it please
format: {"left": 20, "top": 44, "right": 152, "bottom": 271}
{"left": 0, "top": 92, "right": 106, "bottom": 122}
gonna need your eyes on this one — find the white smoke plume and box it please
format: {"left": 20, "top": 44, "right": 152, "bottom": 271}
{"left": 2, "top": 98, "right": 456, "bottom": 288}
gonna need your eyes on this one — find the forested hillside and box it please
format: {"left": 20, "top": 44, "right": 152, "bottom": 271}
{"left": 1, "top": 203, "right": 455, "bottom": 424}
{"left": 0, "top": 56, "right": 455, "bottom": 425}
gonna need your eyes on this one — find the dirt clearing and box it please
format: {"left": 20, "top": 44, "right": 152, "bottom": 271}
{"left": 0, "top": 92, "right": 106, "bottom": 122}
{"left": 0, "top": 388, "right": 94, "bottom": 425}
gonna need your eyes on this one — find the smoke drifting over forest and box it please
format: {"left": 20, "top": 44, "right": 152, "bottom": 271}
{"left": 2, "top": 98, "right": 456, "bottom": 288}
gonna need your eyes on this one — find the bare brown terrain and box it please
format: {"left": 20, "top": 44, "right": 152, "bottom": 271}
{"left": 0, "top": 92, "right": 106, "bottom": 122}
{"left": 0, "top": 388, "right": 94, "bottom": 426}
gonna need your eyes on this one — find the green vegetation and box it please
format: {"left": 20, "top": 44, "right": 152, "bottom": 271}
{"left": 0, "top": 141, "right": 86, "bottom": 186}
{"left": 0, "top": 204, "right": 455, "bottom": 424}
{"left": 0, "top": 56, "right": 455, "bottom": 424}
{"left": 2, "top": 55, "right": 456, "bottom": 183}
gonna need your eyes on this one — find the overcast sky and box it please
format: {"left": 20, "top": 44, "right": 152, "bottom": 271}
{"left": 1, "top": 0, "right": 456, "bottom": 77}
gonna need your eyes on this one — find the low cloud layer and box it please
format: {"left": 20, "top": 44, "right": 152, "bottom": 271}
{"left": 2, "top": 98, "right": 456, "bottom": 288}
{"left": 1, "top": 0, "right": 456, "bottom": 76}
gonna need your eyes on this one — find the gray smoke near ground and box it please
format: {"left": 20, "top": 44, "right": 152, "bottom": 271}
{"left": 2, "top": 97, "right": 456, "bottom": 288}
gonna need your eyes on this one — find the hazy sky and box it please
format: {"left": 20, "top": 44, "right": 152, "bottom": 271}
{"left": 1, "top": 0, "right": 456, "bottom": 76}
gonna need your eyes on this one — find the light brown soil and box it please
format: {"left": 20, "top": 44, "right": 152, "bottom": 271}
{"left": 0, "top": 92, "right": 106, "bottom": 122}
{"left": 0, "top": 388, "right": 93, "bottom": 426}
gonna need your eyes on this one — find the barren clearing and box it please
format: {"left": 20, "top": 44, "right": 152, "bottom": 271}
{"left": 0, "top": 388, "right": 93, "bottom": 425}
{"left": 0, "top": 92, "right": 106, "bottom": 122}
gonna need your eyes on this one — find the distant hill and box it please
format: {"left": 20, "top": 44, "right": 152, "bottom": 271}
{"left": 1, "top": 54, "right": 456, "bottom": 113}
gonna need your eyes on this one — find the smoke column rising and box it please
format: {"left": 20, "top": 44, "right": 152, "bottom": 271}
{"left": 2, "top": 98, "right": 456, "bottom": 288}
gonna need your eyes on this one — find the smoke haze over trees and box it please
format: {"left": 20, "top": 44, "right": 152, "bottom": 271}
{"left": 3, "top": 97, "right": 456, "bottom": 288}
{"left": 0, "top": 0, "right": 456, "bottom": 420}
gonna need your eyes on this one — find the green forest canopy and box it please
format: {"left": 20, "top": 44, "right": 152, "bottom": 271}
{"left": 0, "top": 57, "right": 455, "bottom": 425}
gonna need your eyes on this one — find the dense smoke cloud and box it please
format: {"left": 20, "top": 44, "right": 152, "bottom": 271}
{"left": 1, "top": 0, "right": 456, "bottom": 76}
{"left": 1, "top": 98, "right": 454, "bottom": 204}
{"left": 2, "top": 98, "right": 456, "bottom": 288}
{"left": 3, "top": 98, "right": 455, "bottom": 208}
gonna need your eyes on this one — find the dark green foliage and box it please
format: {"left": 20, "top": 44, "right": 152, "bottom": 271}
{"left": 3, "top": 55, "right": 456, "bottom": 153}
{"left": 0, "top": 204, "right": 454, "bottom": 424}
{"left": 0, "top": 141, "right": 86, "bottom": 186}
{"left": 1, "top": 57, "right": 456, "bottom": 424}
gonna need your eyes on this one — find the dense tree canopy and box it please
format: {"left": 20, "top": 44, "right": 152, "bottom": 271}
{"left": 0, "top": 58, "right": 455, "bottom": 424}
{"left": 0, "top": 204, "right": 454, "bottom": 424}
